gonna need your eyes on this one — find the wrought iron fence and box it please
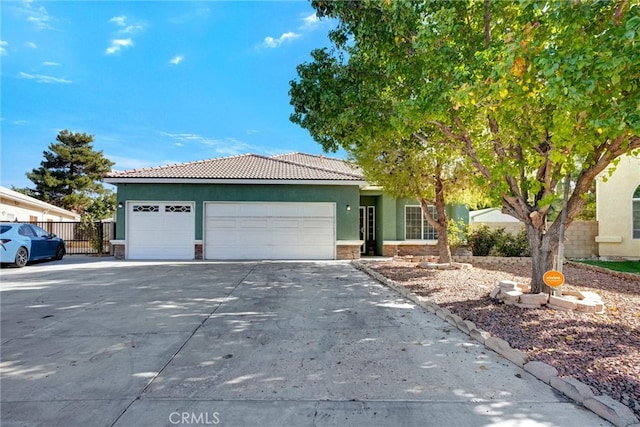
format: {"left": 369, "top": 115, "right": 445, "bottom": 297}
{"left": 32, "top": 221, "right": 115, "bottom": 255}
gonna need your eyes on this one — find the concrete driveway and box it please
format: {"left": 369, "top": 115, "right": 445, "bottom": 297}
{"left": 1, "top": 257, "right": 610, "bottom": 427}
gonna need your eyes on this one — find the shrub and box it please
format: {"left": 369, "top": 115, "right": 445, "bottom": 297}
{"left": 466, "top": 225, "right": 495, "bottom": 256}
{"left": 491, "top": 228, "right": 530, "bottom": 257}
{"left": 466, "top": 226, "right": 530, "bottom": 257}
{"left": 447, "top": 219, "right": 470, "bottom": 254}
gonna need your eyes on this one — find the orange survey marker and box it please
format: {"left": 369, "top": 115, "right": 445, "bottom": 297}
{"left": 543, "top": 270, "right": 565, "bottom": 288}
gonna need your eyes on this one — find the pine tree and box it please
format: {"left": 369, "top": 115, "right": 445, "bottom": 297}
{"left": 24, "top": 130, "right": 115, "bottom": 214}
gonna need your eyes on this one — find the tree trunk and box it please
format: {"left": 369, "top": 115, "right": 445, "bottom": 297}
{"left": 436, "top": 221, "right": 452, "bottom": 263}
{"left": 418, "top": 197, "right": 451, "bottom": 264}
{"left": 526, "top": 223, "right": 558, "bottom": 294}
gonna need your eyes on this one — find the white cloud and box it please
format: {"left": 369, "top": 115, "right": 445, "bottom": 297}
{"left": 263, "top": 31, "right": 301, "bottom": 48}
{"left": 26, "top": 41, "right": 37, "bottom": 49}
{"left": 108, "top": 15, "right": 145, "bottom": 34}
{"left": 0, "top": 41, "right": 7, "bottom": 56}
{"left": 300, "top": 12, "right": 320, "bottom": 30}
{"left": 259, "top": 12, "right": 328, "bottom": 50}
{"left": 109, "top": 15, "right": 127, "bottom": 26}
{"left": 43, "top": 61, "right": 61, "bottom": 66}
{"left": 169, "top": 55, "right": 184, "bottom": 65}
{"left": 19, "top": 71, "right": 71, "bottom": 84}
{"left": 20, "top": 1, "right": 54, "bottom": 30}
{"left": 106, "top": 38, "right": 133, "bottom": 55}
{"left": 160, "top": 132, "right": 255, "bottom": 156}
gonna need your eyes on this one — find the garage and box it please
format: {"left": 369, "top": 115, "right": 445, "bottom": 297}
{"left": 127, "top": 202, "right": 195, "bottom": 259}
{"left": 205, "top": 202, "right": 335, "bottom": 260}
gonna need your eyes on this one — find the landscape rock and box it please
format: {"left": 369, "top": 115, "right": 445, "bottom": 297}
{"left": 489, "top": 286, "right": 501, "bottom": 299}
{"left": 575, "top": 299, "right": 597, "bottom": 313}
{"left": 519, "top": 292, "right": 549, "bottom": 305}
{"left": 550, "top": 376, "right": 594, "bottom": 404}
{"left": 457, "top": 320, "right": 476, "bottom": 334}
{"left": 499, "top": 280, "right": 519, "bottom": 290}
{"left": 583, "top": 395, "right": 639, "bottom": 427}
{"left": 469, "top": 329, "right": 491, "bottom": 345}
{"left": 548, "top": 295, "right": 578, "bottom": 310}
{"left": 524, "top": 361, "right": 558, "bottom": 384}
{"left": 502, "top": 290, "right": 523, "bottom": 305}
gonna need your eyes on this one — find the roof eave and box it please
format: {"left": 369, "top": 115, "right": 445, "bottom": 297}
{"left": 104, "top": 177, "right": 368, "bottom": 186}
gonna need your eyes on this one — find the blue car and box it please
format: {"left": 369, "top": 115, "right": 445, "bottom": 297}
{"left": 0, "top": 223, "right": 66, "bottom": 268}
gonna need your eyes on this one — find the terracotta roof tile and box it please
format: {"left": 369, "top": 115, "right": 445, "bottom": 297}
{"left": 105, "top": 153, "right": 364, "bottom": 181}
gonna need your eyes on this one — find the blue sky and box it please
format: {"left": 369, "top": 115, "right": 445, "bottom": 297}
{"left": 1, "top": 1, "right": 338, "bottom": 189}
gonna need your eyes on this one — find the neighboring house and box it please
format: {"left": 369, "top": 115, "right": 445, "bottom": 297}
{"left": 596, "top": 154, "right": 640, "bottom": 259}
{"left": 0, "top": 186, "right": 80, "bottom": 223}
{"left": 469, "top": 207, "right": 521, "bottom": 235}
{"left": 104, "top": 152, "right": 468, "bottom": 260}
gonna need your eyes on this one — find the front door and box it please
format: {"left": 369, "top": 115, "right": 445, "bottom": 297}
{"left": 359, "top": 206, "right": 376, "bottom": 255}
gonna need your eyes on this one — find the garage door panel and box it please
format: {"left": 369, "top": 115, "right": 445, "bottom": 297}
{"left": 127, "top": 202, "right": 195, "bottom": 260}
{"left": 205, "top": 202, "right": 335, "bottom": 260}
{"left": 240, "top": 219, "right": 269, "bottom": 228}
{"left": 271, "top": 219, "right": 301, "bottom": 229}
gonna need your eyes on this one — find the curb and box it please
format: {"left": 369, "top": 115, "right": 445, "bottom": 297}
{"left": 352, "top": 260, "right": 639, "bottom": 427}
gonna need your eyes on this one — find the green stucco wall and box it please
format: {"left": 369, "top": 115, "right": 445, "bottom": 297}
{"left": 114, "top": 183, "right": 361, "bottom": 241}
{"left": 393, "top": 198, "right": 470, "bottom": 239}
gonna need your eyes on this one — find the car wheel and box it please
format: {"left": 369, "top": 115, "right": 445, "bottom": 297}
{"left": 15, "top": 247, "right": 28, "bottom": 268}
{"left": 54, "top": 244, "right": 65, "bottom": 260}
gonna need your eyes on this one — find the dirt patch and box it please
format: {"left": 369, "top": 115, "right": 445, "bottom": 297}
{"left": 368, "top": 259, "right": 640, "bottom": 418}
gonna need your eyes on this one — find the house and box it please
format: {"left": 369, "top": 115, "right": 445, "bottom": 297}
{"left": 469, "top": 207, "right": 521, "bottom": 235}
{"left": 596, "top": 154, "right": 640, "bottom": 259}
{"left": 0, "top": 186, "right": 80, "bottom": 223}
{"left": 104, "top": 153, "right": 468, "bottom": 260}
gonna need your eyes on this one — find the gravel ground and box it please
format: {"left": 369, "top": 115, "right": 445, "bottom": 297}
{"left": 367, "top": 259, "right": 640, "bottom": 418}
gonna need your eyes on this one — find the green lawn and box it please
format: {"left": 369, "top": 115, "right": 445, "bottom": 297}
{"left": 574, "top": 259, "right": 640, "bottom": 275}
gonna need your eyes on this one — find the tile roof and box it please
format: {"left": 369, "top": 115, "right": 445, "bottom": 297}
{"left": 105, "top": 153, "right": 364, "bottom": 182}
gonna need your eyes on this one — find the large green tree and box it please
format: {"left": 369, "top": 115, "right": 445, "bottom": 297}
{"left": 290, "top": 29, "right": 488, "bottom": 263}
{"left": 21, "top": 130, "right": 115, "bottom": 217}
{"left": 292, "top": 0, "right": 640, "bottom": 293}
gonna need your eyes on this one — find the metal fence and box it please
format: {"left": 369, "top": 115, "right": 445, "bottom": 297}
{"left": 32, "top": 221, "right": 115, "bottom": 255}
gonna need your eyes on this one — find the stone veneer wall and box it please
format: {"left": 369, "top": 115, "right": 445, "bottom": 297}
{"left": 113, "top": 244, "right": 125, "bottom": 260}
{"left": 383, "top": 244, "right": 439, "bottom": 257}
{"left": 336, "top": 245, "right": 361, "bottom": 260}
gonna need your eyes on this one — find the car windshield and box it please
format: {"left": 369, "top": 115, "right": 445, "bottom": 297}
{"left": 0, "top": 225, "right": 12, "bottom": 234}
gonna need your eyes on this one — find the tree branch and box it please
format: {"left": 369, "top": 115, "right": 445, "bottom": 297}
{"left": 484, "top": 0, "right": 491, "bottom": 48}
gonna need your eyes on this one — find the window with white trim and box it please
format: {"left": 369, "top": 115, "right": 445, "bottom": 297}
{"left": 405, "top": 205, "right": 437, "bottom": 240}
{"left": 633, "top": 185, "right": 640, "bottom": 239}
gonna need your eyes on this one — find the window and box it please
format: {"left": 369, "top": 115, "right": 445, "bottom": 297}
{"left": 633, "top": 185, "right": 640, "bottom": 239}
{"left": 19, "top": 225, "right": 36, "bottom": 237}
{"left": 133, "top": 205, "right": 159, "bottom": 212}
{"left": 165, "top": 205, "right": 191, "bottom": 213}
{"left": 405, "top": 205, "right": 438, "bottom": 240}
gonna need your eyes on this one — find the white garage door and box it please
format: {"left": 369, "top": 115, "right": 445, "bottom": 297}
{"left": 205, "top": 202, "right": 335, "bottom": 260}
{"left": 127, "top": 202, "right": 195, "bottom": 259}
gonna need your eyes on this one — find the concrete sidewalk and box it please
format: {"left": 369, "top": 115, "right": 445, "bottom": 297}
{"left": 1, "top": 259, "right": 611, "bottom": 426}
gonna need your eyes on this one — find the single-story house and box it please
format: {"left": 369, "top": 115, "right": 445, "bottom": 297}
{"left": 0, "top": 185, "right": 80, "bottom": 223}
{"left": 104, "top": 152, "right": 468, "bottom": 260}
{"left": 469, "top": 207, "right": 522, "bottom": 234}
{"left": 596, "top": 153, "right": 640, "bottom": 259}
